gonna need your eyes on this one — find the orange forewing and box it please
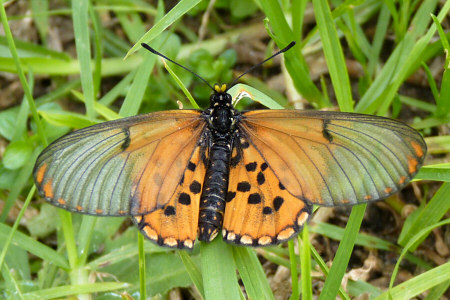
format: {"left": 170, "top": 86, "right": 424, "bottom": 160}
{"left": 34, "top": 110, "right": 205, "bottom": 217}
{"left": 238, "top": 110, "right": 426, "bottom": 206}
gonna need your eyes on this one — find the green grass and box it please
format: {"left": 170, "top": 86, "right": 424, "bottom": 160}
{"left": 0, "top": 0, "right": 449, "bottom": 299}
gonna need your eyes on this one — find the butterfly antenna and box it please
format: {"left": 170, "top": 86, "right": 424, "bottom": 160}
{"left": 141, "top": 43, "right": 215, "bottom": 91}
{"left": 227, "top": 41, "right": 296, "bottom": 90}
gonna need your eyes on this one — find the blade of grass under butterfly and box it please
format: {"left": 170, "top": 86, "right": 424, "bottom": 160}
{"left": 309, "top": 245, "right": 351, "bottom": 300}
{"left": 126, "top": 0, "right": 202, "bottom": 58}
{"left": 234, "top": 247, "right": 274, "bottom": 300}
{"left": 288, "top": 240, "right": 299, "bottom": 300}
{"left": 138, "top": 234, "right": 146, "bottom": 300}
{"left": 178, "top": 250, "right": 204, "bottom": 297}
{"left": 318, "top": 204, "right": 367, "bottom": 300}
{"left": 200, "top": 237, "right": 241, "bottom": 300}
{"left": 300, "top": 225, "right": 312, "bottom": 300}
{"left": 77, "top": 216, "right": 97, "bottom": 266}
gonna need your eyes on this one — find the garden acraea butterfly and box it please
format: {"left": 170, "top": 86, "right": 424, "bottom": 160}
{"left": 33, "top": 42, "right": 426, "bottom": 250}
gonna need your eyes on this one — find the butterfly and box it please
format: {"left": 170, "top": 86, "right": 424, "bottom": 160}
{"left": 33, "top": 43, "right": 427, "bottom": 250}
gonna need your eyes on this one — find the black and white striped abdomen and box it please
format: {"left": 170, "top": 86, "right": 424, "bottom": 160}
{"left": 198, "top": 142, "right": 231, "bottom": 242}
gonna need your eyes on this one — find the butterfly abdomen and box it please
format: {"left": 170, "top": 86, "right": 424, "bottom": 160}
{"left": 198, "top": 141, "right": 231, "bottom": 242}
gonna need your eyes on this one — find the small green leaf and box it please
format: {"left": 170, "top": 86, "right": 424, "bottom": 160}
{"left": 26, "top": 204, "right": 59, "bottom": 238}
{"left": 230, "top": 0, "right": 258, "bottom": 19}
{"left": 0, "top": 109, "right": 18, "bottom": 141}
{"left": 0, "top": 166, "right": 18, "bottom": 189}
{"left": 3, "top": 140, "right": 33, "bottom": 170}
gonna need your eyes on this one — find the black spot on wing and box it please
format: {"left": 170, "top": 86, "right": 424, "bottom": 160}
{"left": 121, "top": 127, "right": 131, "bottom": 150}
{"left": 189, "top": 180, "right": 202, "bottom": 194}
{"left": 230, "top": 136, "right": 243, "bottom": 167}
{"left": 178, "top": 193, "right": 191, "bottom": 205}
{"left": 322, "top": 119, "right": 333, "bottom": 142}
{"left": 248, "top": 193, "right": 261, "bottom": 204}
{"left": 260, "top": 162, "right": 268, "bottom": 171}
{"left": 273, "top": 196, "right": 284, "bottom": 211}
{"left": 164, "top": 205, "right": 176, "bottom": 216}
{"left": 200, "top": 138, "right": 209, "bottom": 167}
{"left": 241, "top": 141, "right": 250, "bottom": 149}
{"left": 226, "top": 191, "right": 236, "bottom": 202}
{"left": 187, "top": 161, "right": 196, "bottom": 171}
{"left": 237, "top": 181, "right": 251, "bottom": 192}
{"left": 230, "top": 151, "right": 242, "bottom": 167}
{"left": 245, "top": 162, "right": 257, "bottom": 172}
{"left": 263, "top": 206, "right": 273, "bottom": 215}
{"left": 257, "top": 172, "right": 265, "bottom": 185}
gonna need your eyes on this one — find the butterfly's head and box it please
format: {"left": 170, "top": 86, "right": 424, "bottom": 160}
{"left": 210, "top": 83, "right": 232, "bottom": 108}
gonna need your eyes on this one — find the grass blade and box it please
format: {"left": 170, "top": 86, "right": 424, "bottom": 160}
{"left": 126, "top": 0, "right": 202, "bottom": 58}
{"left": 234, "top": 247, "right": 274, "bottom": 300}
{"left": 200, "top": 238, "right": 241, "bottom": 300}
{"left": 312, "top": 0, "right": 353, "bottom": 112}
{"left": 72, "top": 0, "right": 95, "bottom": 120}
{"left": 398, "top": 182, "right": 450, "bottom": 249}
{"left": 318, "top": 204, "right": 366, "bottom": 299}
{"left": 300, "top": 225, "right": 312, "bottom": 300}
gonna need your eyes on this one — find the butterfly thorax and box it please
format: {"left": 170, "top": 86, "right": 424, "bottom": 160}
{"left": 198, "top": 85, "right": 239, "bottom": 242}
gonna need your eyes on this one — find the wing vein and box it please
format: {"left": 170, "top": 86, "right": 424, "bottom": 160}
{"left": 328, "top": 129, "right": 397, "bottom": 186}
{"left": 108, "top": 152, "right": 131, "bottom": 214}
{"left": 239, "top": 123, "right": 308, "bottom": 200}
{"left": 325, "top": 144, "right": 358, "bottom": 201}
{"left": 328, "top": 125, "right": 407, "bottom": 176}
{"left": 155, "top": 124, "right": 206, "bottom": 206}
